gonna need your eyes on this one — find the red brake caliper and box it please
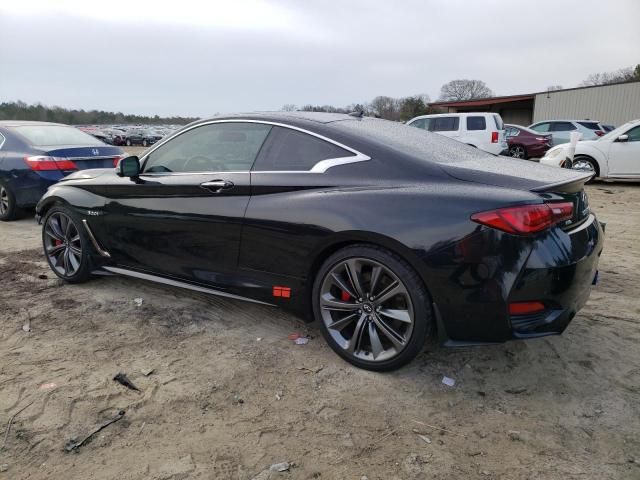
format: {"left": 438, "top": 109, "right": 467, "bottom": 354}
{"left": 341, "top": 291, "right": 351, "bottom": 302}
{"left": 55, "top": 240, "right": 63, "bottom": 246}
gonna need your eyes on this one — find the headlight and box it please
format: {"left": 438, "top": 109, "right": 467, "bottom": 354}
{"left": 546, "top": 147, "right": 565, "bottom": 160}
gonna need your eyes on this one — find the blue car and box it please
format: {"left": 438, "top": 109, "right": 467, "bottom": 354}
{"left": 0, "top": 121, "right": 125, "bottom": 221}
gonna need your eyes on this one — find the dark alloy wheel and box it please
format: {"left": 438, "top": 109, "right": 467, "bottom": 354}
{"left": 42, "top": 208, "right": 93, "bottom": 283}
{"left": 313, "top": 245, "right": 432, "bottom": 371}
{"left": 509, "top": 145, "right": 526, "bottom": 159}
{"left": 0, "top": 183, "right": 21, "bottom": 221}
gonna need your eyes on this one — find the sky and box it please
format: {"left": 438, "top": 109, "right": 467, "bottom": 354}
{"left": 1, "top": 0, "right": 639, "bottom": 117}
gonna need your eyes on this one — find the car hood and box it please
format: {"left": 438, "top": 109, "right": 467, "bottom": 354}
{"left": 438, "top": 155, "right": 592, "bottom": 192}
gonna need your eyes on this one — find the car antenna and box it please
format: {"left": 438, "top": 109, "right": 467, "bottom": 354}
{"left": 348, "top": 110, "right": 365, "bottom": 118}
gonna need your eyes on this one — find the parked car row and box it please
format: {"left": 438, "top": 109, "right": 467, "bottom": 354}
{"left": 78, "top": 125, "right": 178, "bottom": 146}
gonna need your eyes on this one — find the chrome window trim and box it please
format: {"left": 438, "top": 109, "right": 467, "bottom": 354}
{"left": 0, "top": 132, "right": 5, "bottom": 150}
{"left": 139, "top": 119, "right": 370, "bottom": 175}
{"left": 565, "top": 213, "right": 595, "bottom": 235}
{"left": 103, "top": 266, "right": 275, "bottom": 306}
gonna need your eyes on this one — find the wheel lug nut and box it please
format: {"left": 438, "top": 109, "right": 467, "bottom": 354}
{"left": 358, "top": 309, "right": 362, "bottom": 314}
{"left": 358, "top": 298, "right": 362, "bottom": 302}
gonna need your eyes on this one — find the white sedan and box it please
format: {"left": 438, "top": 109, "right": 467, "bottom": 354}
{"left": 540, "top": 119, "right": 640, "bottom": 179}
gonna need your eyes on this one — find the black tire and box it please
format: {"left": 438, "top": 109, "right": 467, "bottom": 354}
{"left": 0, "top": 182, "right": 23, "bottom": 221}
{"left": 126, "top": 139, "right": 132, "bottom": 146}
{"left": 42, "top": 206, "right": 94, "bottom": 283}
{"left": 508, "top": 145, "right": 527, "bottom": 159}
{"left": 312, "top": 244, "right": 433, "bottom": 371}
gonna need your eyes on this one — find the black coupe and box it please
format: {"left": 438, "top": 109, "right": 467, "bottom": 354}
{"left": 36, "top": 112, "right": 603, "bottom": 370}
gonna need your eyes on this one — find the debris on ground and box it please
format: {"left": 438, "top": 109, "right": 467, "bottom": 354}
{"left": 441, "top": 376, "right": 455, "bottom": 387}
{"left": 140, "top": 367, "right": 155, "bottom": 376}
{"left": 133, "top": 298, "right": 144, "bottom": 307}
{"left": 256, "top": 337, "right": 262, "bottom": 342}
{"left": 269, "top": 462, "right": 291, "bottom": 472}
{"left": 39, "top": 382, "right": 57, "bottom": 390}
{"left": 505, "top": 386, "right": 527, "bottom": 394}
{"left": 417, "top": 434, "right": 431, "bottom": 444}
{"left": 37, "top": 273, "right": 48, "bottom": 280}
{"left": 2, "top": 401, "right": 35, "bottom": 450}
{"left": 64, "top": 410, "right": 125, "bottom": 452}
{"left": 232, "top": 393, "right": 244, "bottom": 405}
{"left": 0, "top": 464, "right": 8, "bottom": 472}
{"left": 113, "top": 373, "right": 140, "bottom": 392}
{"left": 508, "top": 430, "right": 524, "bottom": 442}
{"left": 287, "top": 333, "right": 301, "bottom": 340}
{"left": 296, "top": 365, "right": 324, "bottom": 374}
{"left": 294, "top": 337, "right": 309, "bottom": 345}
{"left": 275, "top": 391, "right": 283, "bottom": 401}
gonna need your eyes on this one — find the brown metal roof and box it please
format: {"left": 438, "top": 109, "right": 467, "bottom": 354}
{"left": 429, "top": 94, "right": 535, "bottom": 108}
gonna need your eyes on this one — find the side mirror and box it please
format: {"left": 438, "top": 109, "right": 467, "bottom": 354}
{"left": 118, "top": 156, "right": 140, "bottom": 177}
{"left": 616, "top": 134, "right": 629, "bottom": 142}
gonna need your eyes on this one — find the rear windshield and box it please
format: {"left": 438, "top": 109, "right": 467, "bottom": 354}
{"left": 11, "top": 125, "right": 103, "bottom": 146}
{"left": 492, "top": 114, "right": 504, "bottom": 130}
{"left": 332, "top": 117, "right": 492, "bottom": 164}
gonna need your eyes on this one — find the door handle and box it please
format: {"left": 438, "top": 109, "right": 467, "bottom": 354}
{"left": 200, "top": 179, "right": 234, "bottom": 193}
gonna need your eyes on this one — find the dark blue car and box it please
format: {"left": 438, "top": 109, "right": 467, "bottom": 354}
{"left": 0, "top": 121, "right": 125, "bottom": 221}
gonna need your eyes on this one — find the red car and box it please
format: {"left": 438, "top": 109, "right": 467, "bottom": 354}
{"left": 505, "top": 124, "right": 552, "bottom": 159}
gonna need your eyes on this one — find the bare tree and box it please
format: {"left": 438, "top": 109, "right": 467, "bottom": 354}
{"left": 438, "top": 79, "right": 494, "bottom": 101}
{"left": 579, "top": 66, "right": 637, "bottom": 86}
{"left": 281, "top": 104, "right": 297, "bottom": 112}
{"left": 369, "top": 96, "right": 401, "bottom": 120}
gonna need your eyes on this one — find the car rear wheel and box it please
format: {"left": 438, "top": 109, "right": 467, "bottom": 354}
{"left": 509, "top": 145, "right": 527, "bottom": 159}
{"left": 313, "top": 245, "right": 432, "bottom": 371}
{"left": 42, "top": 207, "right": 93, "bottom": 283}
{"left": 0, "top": 183, "right": 22, "bottom": 221}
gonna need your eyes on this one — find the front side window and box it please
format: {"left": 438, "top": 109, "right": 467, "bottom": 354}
{"left": 432, "top": 117, "right": 459, "bottom": 132}
{"left": 466, "top": 116, "right": 486, "bottom": 131}
{"left": 550, "top": 122, "right": 577, "bottom": 132}
{"left": 143, "top": 122, "right": 272, "bottom": 173}
{"left": 409, "top": 118, "right": 427, "bottom": 129}
{"left": 624, "top": 126, "right": 640, "bottom": 142}
{"left": 252, "top": 126, "right": 354, "bottom": 171}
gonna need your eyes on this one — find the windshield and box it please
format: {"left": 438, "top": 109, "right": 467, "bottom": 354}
{"left": 598, "top": 121, "right": 637, "bottom": 142}
{"left": 11, "top": 125, "right": 103, "bottom": 147}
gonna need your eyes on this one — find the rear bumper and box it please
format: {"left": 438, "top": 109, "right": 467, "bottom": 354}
{"left": 526, "top": 143, "right": 551, "bottom": 158}
{"left": 429, "top": 214, "right": 604, "bottom": 346}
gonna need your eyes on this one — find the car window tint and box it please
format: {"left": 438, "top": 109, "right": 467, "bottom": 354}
{"left": 409, "top": 119, "right": 426, "bottom": 129}
{"left": 432, "top": 117, "right": 459, "bottom": 132}
{"left": 143, "top": 122, "right": 272, "bottom": 173}
{"left": 466, "top": 116, "right": 486, "bottom": 131}
{"left": 550, "top": 122, "right": 577, "bottom": 132}
{"left": 253, "top": 126, "right": 354, "bottom": 171}
{"left": 625, "top": 126, "right": 640, "bottom": 142}
{"left": 531, "top": 123, "right": 550, "bottom": 132}
{"left": 578, "top": 121, "right": 601, "bottom": 130}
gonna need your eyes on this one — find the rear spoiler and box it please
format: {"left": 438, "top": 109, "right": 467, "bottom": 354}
{"left": 529, "top": 171, "right": 594, "bottom": 193}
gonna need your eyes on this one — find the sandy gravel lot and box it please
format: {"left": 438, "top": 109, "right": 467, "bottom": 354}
{"left": 0, "top": 183, "right": 639, "bottom": 480}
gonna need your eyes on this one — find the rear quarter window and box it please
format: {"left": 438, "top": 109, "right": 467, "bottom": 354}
{"left": 578, "top": 121, "right": 601, "bottom": 130}
{"left": 466, "top": 116, "right": 486, "bottom": 131}
{"left": 493, "top": 114, "right": 504, "bottom": 130}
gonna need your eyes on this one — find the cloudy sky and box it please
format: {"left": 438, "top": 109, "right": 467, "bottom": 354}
{"left": 1, "top": 0, "right": 639, "bottom": 117}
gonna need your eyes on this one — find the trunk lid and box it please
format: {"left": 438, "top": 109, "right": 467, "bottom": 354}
{"left": 440, "top": 156, "right": 593, "bottom": 228}
{"left": 39, "top": 145, "right": 124, "bottom": 170}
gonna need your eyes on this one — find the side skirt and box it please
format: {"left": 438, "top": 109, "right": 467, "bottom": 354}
{"left": 102, "top": 266, "right": 276, "bottom": 307}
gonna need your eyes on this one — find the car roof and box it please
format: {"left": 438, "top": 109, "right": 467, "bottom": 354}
{"left": 505, "top": 124, "right": 543, "bottom": 135}
{"left": 0, "top": 120, "right": 68, "bottom": 127}
{"left": 409, "top": 112, "right": 496, "bottom": 121}
{"left": 531, "top": 119, "right": 601, "bottom": 124}
{"left": 198, "top": 111, "right": 356, "bottom": 125}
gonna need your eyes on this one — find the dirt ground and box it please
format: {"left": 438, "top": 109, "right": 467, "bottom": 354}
{"left": 1, "top": 182, "right": 639, "bottom": 480}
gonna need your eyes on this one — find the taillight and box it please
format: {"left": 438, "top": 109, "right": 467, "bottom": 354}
{"left": 471, "top": 202, "right": 574, "bottom": 235}
{"left": 594, "top": 130, "right": 604, "bottom": 137}
{"left": 535, "top": 137, "right": 548, "bottom": 142}
{"left": 509, "top": 301, "right": 545, "bottom": 315}
{"left": 112, "top": 154, "right": 126, "bottom": 167}
{"left": 491, "top": 131, "right": 499, "bottom": 143}
{"left": 24, "top": 155, "right": 77, "bottom": 171}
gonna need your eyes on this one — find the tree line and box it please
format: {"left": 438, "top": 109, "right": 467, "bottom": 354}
{"left": 0, "top": 101, "right": 198, "bottom": 125}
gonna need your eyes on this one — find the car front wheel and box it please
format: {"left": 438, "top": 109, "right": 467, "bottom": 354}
{"left": 0, "top": 183, "right": 23, "bottom": 221}
{"left": 42, "top": 207, "right": 94, "bottom": 283}
{"left": 313, "top": 245, "right": 432, "bottom": 371}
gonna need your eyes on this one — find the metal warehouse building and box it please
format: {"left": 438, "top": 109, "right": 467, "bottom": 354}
{"left": 429, "top": 81, "right": 640, "bottom": 127}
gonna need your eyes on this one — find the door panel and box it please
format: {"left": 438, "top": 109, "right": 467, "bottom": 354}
{"left": 101, "top": 172, "right": 251, "bottom": 283}
{"left": 608, "top": 126, "right": 640, "bottom": 176}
